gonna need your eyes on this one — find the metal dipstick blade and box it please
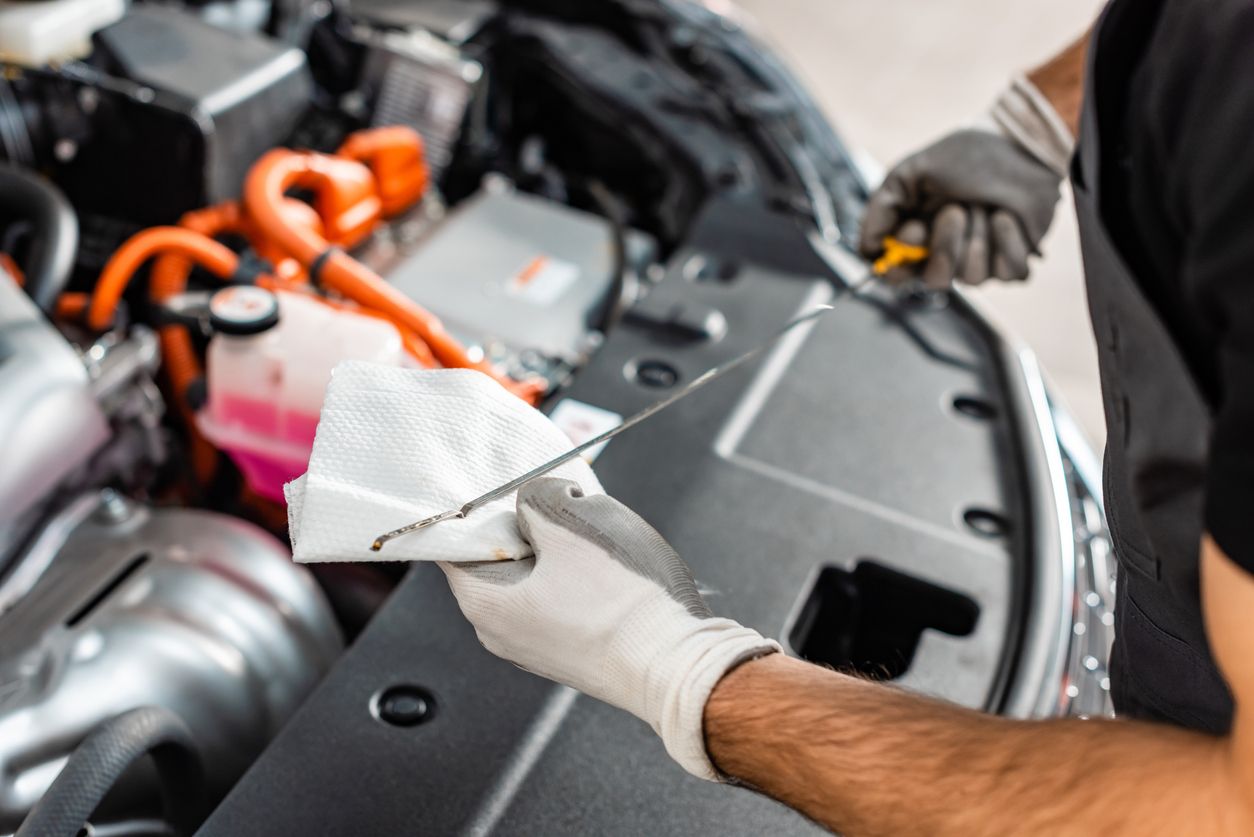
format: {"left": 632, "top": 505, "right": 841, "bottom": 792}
{"left": 370, "top": 509, "right": 465, "bottom": 552}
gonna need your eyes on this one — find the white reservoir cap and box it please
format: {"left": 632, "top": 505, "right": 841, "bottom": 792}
{"left": 0, "top": 0, "right": 126, "bottom": 65}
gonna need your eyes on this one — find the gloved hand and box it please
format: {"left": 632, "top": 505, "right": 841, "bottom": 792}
{"left": 859, "top": 75, "right": 1075, "bottom": 287}
{"left": 440, "top": 478, "right": 780, "bottom": 781}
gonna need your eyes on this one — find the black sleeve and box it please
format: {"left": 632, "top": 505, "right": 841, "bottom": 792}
{"left": 1164, "top": 1, "right": 1254, "bottom": 567}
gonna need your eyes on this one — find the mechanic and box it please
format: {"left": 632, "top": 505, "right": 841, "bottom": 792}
{"left": 441, "top": 0, "right": 1254, "bottom": 832}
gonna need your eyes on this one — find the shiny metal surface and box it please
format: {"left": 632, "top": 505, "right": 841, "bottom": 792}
{"left": 84, "top": 325, "right": 161, "bottom": 405}
{"left": 967, "top": 296, "right": 1115, "bottom": 719}
{"left": 0, "top": 493, "right": 102, "bottom": 618}
{"left": 0, "top": 495, "right": 343, "bottom": 830}
{"left": 0, "top": 269, "right": 109, "bottom": 555}
{"left": 1002, "top": 346, "right": 1079, "bottom": 718}
{"left": 1045, "top": 396, "right": 1116, "bottom": 718}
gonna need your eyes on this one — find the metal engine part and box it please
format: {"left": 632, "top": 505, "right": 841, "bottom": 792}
{"left": 356, "top": 24, "right": 483, "bottom": 179}
{"left": 382, "top": 183, "right": 653, "bottom": 379}
{"left": 0, "top": 493, "right": 343, "bottom": 831}
{"left": 0, "top": 267, "right": 108, "bottom": 558}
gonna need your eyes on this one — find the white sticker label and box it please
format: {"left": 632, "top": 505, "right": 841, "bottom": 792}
{"left": 549, "top": 399, "right": 624, "bottom": 463}
{"left": 505, "top": 256, "right": 580, "bottom": 306}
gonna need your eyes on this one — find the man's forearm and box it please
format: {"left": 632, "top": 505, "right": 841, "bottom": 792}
{"left": 705, "top": 653, "right": 1250, "bottom": 836}
{"left": 1026, "top": 31, "right": 1091, "bottom": 137}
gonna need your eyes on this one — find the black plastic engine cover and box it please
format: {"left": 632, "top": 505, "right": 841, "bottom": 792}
{"left": 199, "top": 202, "right": 1026, "bottom": 835}
{"left": 2, "top": 9, "right": 309, "bottom": 235}
{"left": 93, "top": 6, "right": 312, "bottom": 211}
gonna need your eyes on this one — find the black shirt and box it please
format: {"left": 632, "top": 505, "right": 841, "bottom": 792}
{"left": 1097, "top": 0, "right": 1254, "bottom": 570}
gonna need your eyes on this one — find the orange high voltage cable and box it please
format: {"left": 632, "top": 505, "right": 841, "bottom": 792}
{"left": 243, "top": 147, "right": 543, "bottom": 402}
{"left": 149, "top": 203, "right": 264, "bottom": 484}
{"left": 337, "top": 127, "right": 429, "bottom": 217}
{"left": 88, "top": 227, "right": 242, "bottom": 331}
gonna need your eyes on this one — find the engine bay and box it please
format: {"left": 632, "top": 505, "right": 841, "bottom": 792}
{"left": 0, "top": 1, "right": 1095, "bottom": 833}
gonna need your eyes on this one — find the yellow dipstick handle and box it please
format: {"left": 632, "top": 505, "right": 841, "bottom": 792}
{"left": 873, "top": 236, "right": 930, "bottom": 276}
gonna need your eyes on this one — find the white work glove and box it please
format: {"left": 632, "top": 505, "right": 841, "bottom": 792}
{"left": 859, "top": 75, "right": 1075, "bottom": 287}
{"left": 440, "top": 478, "right": 780, "bottom": 781}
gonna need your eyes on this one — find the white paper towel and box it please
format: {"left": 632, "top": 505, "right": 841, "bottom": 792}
{"left": 285, "top": 361, "right": 603, "bottom": 563}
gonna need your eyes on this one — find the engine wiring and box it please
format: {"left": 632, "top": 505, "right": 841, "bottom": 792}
{"left": 241, "top": 145, "right": 542, "bottom": 395}
{"left": 60, "top": 124, "right": 542, "bottom": 400}
{"left": 40, "top": 125, "right": 547, "bottom": 505}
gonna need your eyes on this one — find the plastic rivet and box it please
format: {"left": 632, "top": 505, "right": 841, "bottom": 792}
{"left": 373, "top": 685, "right": 435, "bottom": 727}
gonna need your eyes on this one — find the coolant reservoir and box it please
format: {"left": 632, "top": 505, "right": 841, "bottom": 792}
{"left": 0, "top": 0, "right": 124, "bottom": 64}
{"left": 198, "top": 287, "right": 404, "bottom": 503}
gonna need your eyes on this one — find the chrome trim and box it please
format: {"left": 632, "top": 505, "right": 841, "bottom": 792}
{"left": 1050, "top": 397, "right": 1102, "bottom": 503}
{"left": 954, "top": 287, "right": 1114, "bottom": 718}
{"left": 998, "top": 346, "right": 1077, "bottom": 718}
{"left": 1053, "top": 412, "right": 1117, "bottom": 718}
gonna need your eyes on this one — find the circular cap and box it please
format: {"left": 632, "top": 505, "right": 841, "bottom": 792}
{"left": 209, "top": 286, "right": 279, "bottom": 336}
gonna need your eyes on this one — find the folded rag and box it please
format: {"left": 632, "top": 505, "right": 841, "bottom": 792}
{"left": 285, "top": 361, "right": 603, "bottom": 563}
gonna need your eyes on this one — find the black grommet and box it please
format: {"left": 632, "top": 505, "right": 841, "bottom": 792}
{"left": 308, "top": 246, "right": 342, "bottom": 289}
{"left": 951, "top": 395, "right": 998, "bottom": 420}
{"left": 373, "top": 685, "right": 435, "bottom": 727}
{"left": 962, "top": 508, "right": 1012, "bottom": 539}
{"left": 631, "top": 359, "right": 680, "bottom": 389}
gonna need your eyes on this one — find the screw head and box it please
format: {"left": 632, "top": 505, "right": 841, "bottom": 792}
{"left": 96, "top": 489, "right": 132, "bottom": 524}
{"left": 54, "top": 139, "right": 77, "bottom": 162}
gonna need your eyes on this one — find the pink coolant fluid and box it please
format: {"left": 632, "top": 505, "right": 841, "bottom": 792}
{"left": 197, "top": 289, "right": 404, "bottom": 503}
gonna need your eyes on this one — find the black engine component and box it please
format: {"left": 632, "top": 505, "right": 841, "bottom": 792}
{"left": 15, "top": 707, "right": 204, "bottom": 837}
{"left": 0, "top": 6, "right": 311, "bottom": 231}
{"left": 0, "top": 163, "right": 78, "bottom": 313}
{"left": 93, "top": 6, "right": 313, "bottom": 207}
{"left": 458, "top": 15, "right": 752, "bottom": 245}
{"left": 428, "top": 1, "right": 866, "bottom": 252}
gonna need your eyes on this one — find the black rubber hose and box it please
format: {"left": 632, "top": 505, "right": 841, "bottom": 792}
{"left": 0, "top": 163, "right": 78, "bottom": 315}
{"left": 16, "top": 707, "right": 205, "bottom": 837}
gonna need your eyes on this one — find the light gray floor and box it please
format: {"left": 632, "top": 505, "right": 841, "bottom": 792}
{"left": 739, "top": 0, "right": 1108, "bottom": 446}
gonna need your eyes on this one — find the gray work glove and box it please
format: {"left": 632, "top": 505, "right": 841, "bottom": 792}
{"left": 859, "top": 75, "right": 1074, "bottom": 287}
{"left": 440, "top": 478, "right": 780, "bottom": 781}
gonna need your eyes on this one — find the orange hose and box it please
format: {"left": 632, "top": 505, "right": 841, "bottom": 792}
{"left": 342, "top": 303, "right": 439, "bottom": 368}
{"left": 337, "top": 127, "right": 429, "bottom": 217}
{"left": 148, "top": 206, "right": 251, "bottom": 485}
{"left": 162, "top": 325, "right": 218, "bottom": 483}
{"left": 284, "top": 152, "right": 382, "bottom": 249}
{"left": 151, "top": 204, "right": 247, "bottom": 310}
{"left": 257, "top": 274, "right": 438, "bottom": 368}
{"left": 243, "top": 148, "right": 544, "bottom": 402}
{"left": 89, "top": 227, "right": 240, "bottom": 331}
{"left": 153, "top": 201, "right": 311, "bottom": 291}
{"left": 92, "top": 226, "right": 238, "bottom": 483}
{"left": 0, "top": 253, "right": 24, "bottom": 286}
{"left": 55, "top": 291, "right": 89, "bottom": 320}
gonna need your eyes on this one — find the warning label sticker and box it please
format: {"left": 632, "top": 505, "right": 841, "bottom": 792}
{"left": 548, "top": 399, "right": 624, "bottom": 463}
{"left": 505, "top": 255, "right": 580, "bottom": 306}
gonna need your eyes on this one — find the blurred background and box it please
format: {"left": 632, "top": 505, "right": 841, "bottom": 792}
{"left": 740, "top": 0, "right": 1108, "bottom": 446}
